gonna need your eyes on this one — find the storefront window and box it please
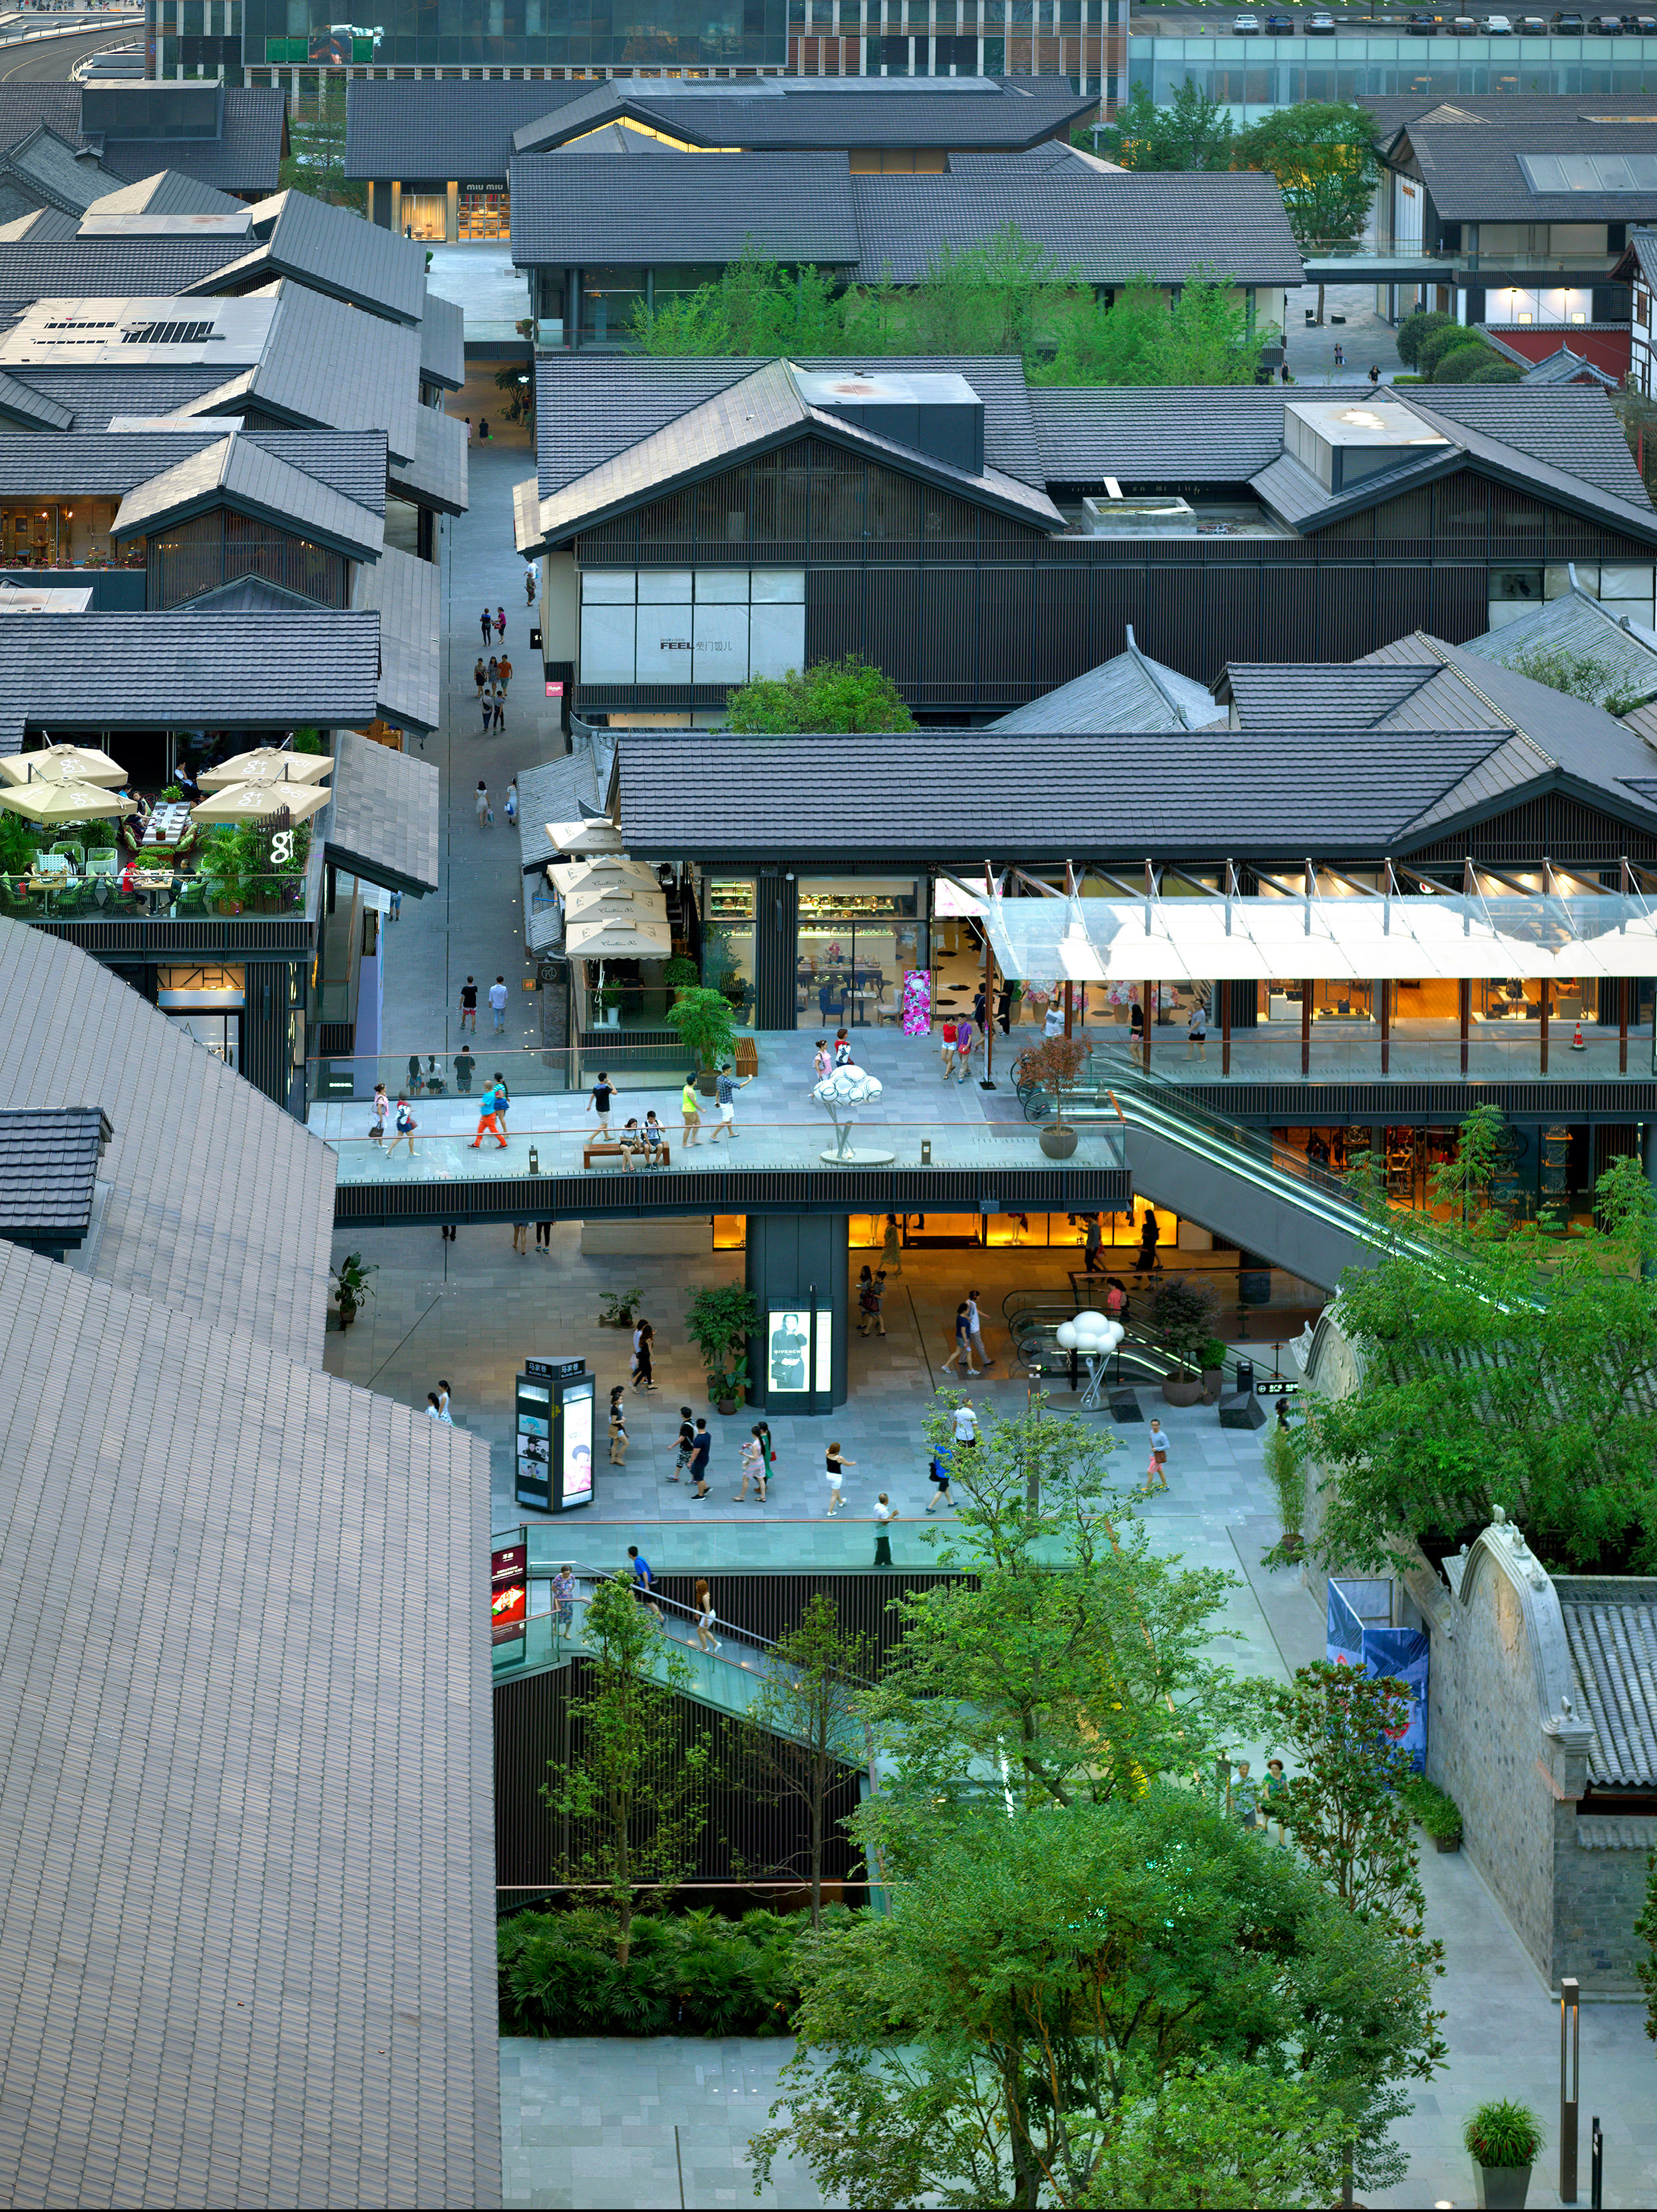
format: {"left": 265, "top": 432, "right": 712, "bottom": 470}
{"left": 458, "top": 186, "right": 508, "bottom": 240}
{"left": 0, "top": 498, "right": 124, "bottom": 570}
{"left": 1310, "top": 981, "right": 1372, "bottom": 1022}
{"left": 401, "top": 191, "right": 446, "bottom": 240}
{"left": 580, "top": 268, "right": 647, "bottom": 346}
{"left": 703, "top": 876, "right": 755, "bottom": 1018}
{"left": 796, "top": 874, "right": 924, "bottom": 1029}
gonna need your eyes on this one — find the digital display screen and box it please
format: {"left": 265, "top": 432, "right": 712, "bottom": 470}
{"left": 491, "top": 1542, "right": 527, "bottom": 1648}
{"left": 767, "top": 1309, "right": 832, "bottom": 1395}
{"left": 560, "top": 1382, "right": 594, "bottom": 1509}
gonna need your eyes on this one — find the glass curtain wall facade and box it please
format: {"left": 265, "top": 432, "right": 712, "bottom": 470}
{"left": 1131, "top": 33, "right": 1657, "bottom": 126}
{"left": 789, "top": 0, "right": 1123, "bottom": 98}
{"left": 240, "top": 0, "right": 788, "bottom": 71}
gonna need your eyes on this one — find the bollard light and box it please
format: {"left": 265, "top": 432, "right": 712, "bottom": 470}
{"left": 920, "top": 1139, "right": 931, "bottom": 1164}
{"left": 528, "top": 1145, "right": 540, "bottom": 1175}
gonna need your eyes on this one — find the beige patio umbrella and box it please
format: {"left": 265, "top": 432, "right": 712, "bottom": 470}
{"left": 190, "top": 777, "right": 333, "bottom": 825}
{"left": 198, "top": 747, "right": 334, "bottom": 790}
{"left": 562, "top": 884, "right": 668, "bottom": 924}
{"left": 546, "top": 817, "right": 625, "bottom": 856}
{"left": 0, "top": 779, "right": 136, "bottom": 824}
{"left": 565, "top": 914, "right": 673, "bottom": 958}
{"left": 548, "top": 855, "right": 659, "bottom": 896}
{"left": 0, "top": 744, "right": 125, "bottom": 788}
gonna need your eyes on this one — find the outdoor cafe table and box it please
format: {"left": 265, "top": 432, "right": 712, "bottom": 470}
{"left": 141, "top": 803, "right": 190, "bottom": 848}
{"left": 130, "top": 867, "right": 175, "bottom": 914}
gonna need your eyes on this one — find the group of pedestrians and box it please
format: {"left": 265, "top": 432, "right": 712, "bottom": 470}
{"left": 423, "top": 1379, "right": 453, "bottom": 1424}
{"left": 473, "top": 649, "right": 514, "bottom": 731}
{"left": 474, "top": 781, "right": 518, "bottom": 829}
{"left": 588, "top": 1067, "right": 752, "bottom": 1151}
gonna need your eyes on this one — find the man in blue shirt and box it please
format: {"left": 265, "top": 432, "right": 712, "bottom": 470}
{"left": 626, "top": 1544, "right": 663, "bottom": 1620}
{"left": 709, "top": 1061, "right": 751, "bottom": 1143}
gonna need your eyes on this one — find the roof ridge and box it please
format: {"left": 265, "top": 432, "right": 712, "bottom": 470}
{"left": 1416, "top": 632, "right": 1560, "bottom": 765}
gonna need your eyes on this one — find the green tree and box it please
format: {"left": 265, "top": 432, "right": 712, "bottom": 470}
{"left": 1417, "top": 323, "right": 1479, "bottom": 378}
{"left": 542, "top": 1574, "right": 712, "bottom": 1966}
{"left": 662, "top": 984, "right": 738, "bottom": 1072}
{"left": 632, "top": 248, "right": 847, "bottom": 355}
{"left": 752, "top": 1787, "right": 1441, "bottom": 2209}
{"left": 723, "top": 652, "right": 916, "bottom": 733}
{"left": 737, "top": 1592, "right": 872, "bottom": 1929}
{"left": 1638, "top": 1845, "right": 1657, "bottom": 2041}
{"left": 1395, "top": 307, "right": 1455, "bottom": 368}
{"left": 278, "top": 81, "right": 364, "bottom": 210}
{"left": 866, "top": 1391, "right": 1253, "bottom": 1810}
{"left": 1234, "top": 102, "right": 1381, "bottom": 324}
{"left": 1099, "top": 79, "right": 1235, "bottom": 172}
{"left": 1304, "top": 1106, "right": 1657, "bottom": 1573}
{"left": 1081, "top": 2063, "right": 1358, "bottom": 2210}
{"left": 1433, "top": 339, "right": 1506, "bottom": 383}
{"left": 1509, "top": 642, "right": 1646, "bottom": 715}
{"left": 898, "top": 224, "right": 1070, "bottom": 357}
{"left": 1040, "top": 272, "right": 1270, "bottom": 388}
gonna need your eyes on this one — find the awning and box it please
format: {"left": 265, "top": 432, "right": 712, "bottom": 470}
{"left": 960, "top": 876, "right": 1657, "bottom": 984}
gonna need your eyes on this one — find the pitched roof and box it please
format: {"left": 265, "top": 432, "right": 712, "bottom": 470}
{"left": 1222, "top": 660, "right": 1458, "bottom": 730}
{"left": 0, "top": 919, "right": 332, "bottom": 1358}
{"left": 1399, "top": 118, "right": 1657, "bottom": 224}
{"left": 1363, "top": 89, "right": 1657, "bottom": 138}
{"left": 0, "top": 426, "right": 387, "bottom": 509}
{"left": 1560, "top": 1593, "right": 1657, "bottom": 1788}
{"left": 0, "top": 234, "right": 250, "bottom": 305}
{"left": 345, "top": 76, "right": 592, "bottom": 180}
{"left": 1249, "top": 444, "right": 1457, "bottom": 531}
{"left": 101, "top": 89, "right": 287, "bottom": 196}
{"left": 521, "top": 355, "right": 1061, "bottom": 551}
{"left": 325, "top": 727, "right": 441, "bottom": 894}
{"left": 0, "top": 1104, "right": 109, "bottom": 1246}
{"left": 848, "top": 170, "right": 1302, "bottom": 287}
{"left": 0, "top": 122, "right": 112, "bottom": 216}
{"left": 0, "top": 366, "right": 228, "bottom": 429}
{"left": 241, "top": 188, "right": 431, "bottom": 325}
{"left": 419, "top": 290, "right": 464, "bottom": 392}
{"left": 507, "top": 151, "right": 860, "bottom": 268}
{"left": 0, "top": 205, "right": 80, "bottom": 244}
{"left": 517, "top": 749, "right": 606, "bottom": 874}
{"left": 246, "top": 277, "right": 422, "bottom": 463}
{"left": 534, "top": 351, "right": 1045, "bottom": 493}
{"left": 991, "top": 630, "right": 1220, "bottom": 733}
{"left": 351, "top": 546, "right": 443, "bottom": 733}
{"left": 0, "top": 612, "right": 381, "bottom": 730}
{"left": 387, "top": 403, "right": 469, "bottom": 516}
{"left": 0, "top": 363, "right": 71, "bottom": 429}
{"left": 111, "top": 431, "right": 386, "bottom": 558}
{"left": 83, "top": 166, "right": 244, "bottom": 218}
{"left": 1460, "top": 584, "right": 1657, "bottom": 706}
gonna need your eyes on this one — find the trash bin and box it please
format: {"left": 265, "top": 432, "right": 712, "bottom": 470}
{"left": 1232, "top": 1358, "right": 1255, "bottom": 1397}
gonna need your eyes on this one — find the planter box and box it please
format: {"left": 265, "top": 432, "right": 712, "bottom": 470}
{"left": 1433, "top": 1832, "right": 1463, "bottom": 1853}
{"left": 1039, "top": 1124, "right": 1079, "bottom": 1160}
{"left": 1161, "top": 1376, "right": 1204, "bottom": 1407}
{"left": 1473, "top": 2163, "right": 1531, "bottom": 2210}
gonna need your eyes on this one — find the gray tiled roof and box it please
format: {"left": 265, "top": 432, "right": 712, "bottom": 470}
{"left": 0, "top": 918, "right": 332, "bottom": 1358}
{"left": 849, "top": 171, "right": 1303, "bottom": 287}
{"left": 1364, "top": 89, "right": 1657, "bottom": 139}
{"left": 1, "top": 366, "right": 228, "bottom": 428}
{"left": 1402, "top": 118, "right": 1657, "bottom": 225}
{"left": 534, "top": 351, "right": 1045, "bottom": 493}
{"left": 0, "top": 363, "right": 71, "bottom": 429}
{"left": 1225, "top": 659, "right": 1455, "bottom": 729}
{"left": 1249, "top": 445, "right": 1457, "bottom": 531}
{"left": 83, "top": 166, "right": 244, "bottom": 218}
{"left": 0, "top": 234, "right": 249, "bottom": 304}
{"left": 1519, "top": 347, "right": 1620, "bottom": 389}
{"left": 0, "top": 1103, "right": 109, "bottom": 1243}
{"left": 245, "top": 188, "right": 432, "bottom": 325}
{"left": 507, "top": 152, "right": 860, "bottom": 269}
{"left": 352, "top": 545, "right": 443, "bottom": 732}
{"left": 0, "top": 122, "right": 111, "bottom": 214}
{"left": 1413, "top": 386, "right": 1654, "bottom": 508}
{"left": 325, "top": 728, "right": 441, "bottom": 894}
{"left": 345, "top": 77, "right": 590, "bottom": 180}
{"left": 0, "top": 425, "right": 389, "bottom": 519}
{"left": 102, "top": 91, "right": 286, "bottom": 196}
{"left": 421, "top": 291, "right": 465, "bottom": 392}
{"left": 990, "top": 634, "right": 1218, "bottom": 733}
{"left": 518, "top": 749, "right": 605, "bottom": 874}
{"left": 616, "top": 724, "right": 1523, "bottom": 862}
{"left": 112, "top": 431, "right": 386, "bottom": 558}
{"left": 0, "top": 612, "right": 381, "bottom": 729}
{"left": 387, "top": 404, "right": 470, "bottom": 516}
{"left": 557, "top": 120, "right": 683, "bottom": 156}
{"left": 1561, "top": 1595, "right": 1657, "bottom": 1787}
{"left": 253, "top": 277, "right": 423, "bottom": 464}
{"left": 522, "top": 356, "right": 1061, "bottom": 551}
{"left": 0, "top": 205, "right": 81, "bottom": 243}
{"left": 1461, "top": 586, "right": 1657, "bottom": 705}
{"left": 949, "top": 142, "right": 1099, "bottom": 172}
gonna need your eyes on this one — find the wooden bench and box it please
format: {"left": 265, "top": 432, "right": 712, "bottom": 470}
{"left": 583, "top": 1139, "right": 673, "bottom": 1171}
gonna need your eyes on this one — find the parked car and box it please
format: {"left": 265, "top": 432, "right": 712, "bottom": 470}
{"left": 1232, "top": 8, "right": 1261, "bottom": 24}
{"left": 1264, "top": 10, "right": 1296, "bottom": 27}
{"left": 1307, "top": 8, "right": 1340, "bottom": 25}
{"left": 1553, "top": 9, "right": 1588, "bottom": 25}
{"left": 1515, "top": 12, "right": 1550, "bottom": 23}
{"left": 1624, "top": 10, "right": 1657, "bottom": 26}
{"left": 1483, "top": 10, "right": 1514, "bottom": 25}
{"left": 1449, "top": 11, "right": 1478, "bottom": 23}
{"left": 1588, "top": 10, "right": 1623, "bottom": 25}
{"left": 1405, "top": 9, "right": 1441, "bottom": 29}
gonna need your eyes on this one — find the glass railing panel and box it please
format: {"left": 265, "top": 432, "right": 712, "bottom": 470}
{"left": 0, "top": 868, "right": 312, "bottom": 920}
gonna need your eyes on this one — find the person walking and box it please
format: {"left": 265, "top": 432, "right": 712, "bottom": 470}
{"left": 671, "top": 1405, "right": 695, "bottom": 1483}
{"left": 608, "top": 1388, "right": 628, "bottom": 1465}
{"left": 1129, "top": 995, "right": 1145, "bottom": 1064}
{"left": 534, "top": 1214, "right": 552, "bottom": 1252}
{"left": 473, "top": 654, "right": 486, "bottom": 699}
{"left": 861, "top": 1268, "right": 888, "bottom": 1338}
{"left": 953, "top": 1015, "right": 974, "bottom": 1082}
{"left": 709, "top": 1061, "right": 749, "bottom": 1140}
{"left": 953, "top": 1400, "right": 978, "bottom": 1451}
{"left": 550, "top": 1563, "right": 576, "bottom": 1636}
{"left": 454, "top": 1050, "right": 475, "bottom": 1094}
{"left": 693, "top": 1578, "right": 721, "bottom": 1653}
{"left": 926, "top": 1445, "right": 956, "bottom": 1513}
{"left": 824, "top": 1439, "right": 854, "bottom": 1515}
{"left": 476, "top": 780, "right": 492, "bottom": 827}
{"left": 996, "top": 980, "right": 1013, "bottom": 1035}
{"left": 478, "top": 417, "right": 492, "bottom": 443}
{"left": 1043, "top": 996, "right": 1064, "bottom": 1041}
{"left": 1133, "top": 1208, "right": 1161, "bottom": 1276}
{"left": 387, "top": 1095, "right": 418, "bottom": 1157}
{"left": 490, "top": 682, "right": 505, "bottom": 733}
{"left": 882, "top": 1212, "right": 903, "bottom": 1275}
{"left": 437, "top": 1380, "right": 451, "bottom": 1421}
{"left": 938, "top": 1018, "right": 957, "bottom": 1081}
{"left": 489, "top": 976, "right": 508, "bottom": 1033}
{"left": 735, "top": 1431, "right": 767, "bottom": 1503}
{"left": 524, "top": 567, "right": 538, "bottom": 606}
{"left": 634, "top": 1319, "right": 657, "bottom": 1392}
{"left": 1332, "top": 339, "right": 1344, "bottom": 371}
{"left": 370, "top": 1083, "right": 389, "bottom": 1146}
{"left": 495, "top": 604, "right": 506, "bottom": 640}
{"left": 966, "top": 1288, "right": 993, "bottom": 1369}
{"left": 680, "top": 1073, "right": 702, "bottom": 1147}
{"left": 627, "top": 1545, "right": 663, "bottom": 1620}
{"left": 834, "top": 1029, "right": 853, "bottom": 1066}
{"left": 511, "top": 1215, "right": 528, "bottom": 1254}
{"left": 504, "top": 777, "right": 518, "bottom": 826}
{"left": 1083, "top": 1215, "right": 1103, "bottom": 1274}
{"left": 468, "top": 1075, "right": 507, "bottom": 1151}
{"left": 497, "top": 651, "right": 513, "bottom": 700}
{"left": 1186, "top": 998, "right": 1207, "bottom": 1062}
{"left": 687, "top": 1417, "right": 712, "bottom": 1499}
{"left": 479, "top": 681, "right": 494, "bottom": 733}
{"left": 460, "top": 977, "right": 478, "bottom": 1031}
{"left": 1230, "top": 1759, "right": 1258, "bottom": 1830}
{"left": 1368, "top": 361, "right": 1381, "bottom": 387}
{"left": 1144, "top": 1415, "right": 1170, "bottom": 1495}
{"left": 492, "top": 1071, "right": 511, "bottom": 1137}
{"left": 813, "top": 1036, "right": 832, "bottom": 1083}
{"left": 950, "top": 1300, "right": 979, "bottom": 1376}
{"left": 587, "top": 1071, "right": 615, "bottom": 1138}
{"left": 1262, "top": 1757, "right": 1290, "bottom": 1844}
{"left": 872, "top": 1492, "right": 898, "bottom": 1566}
{"left": 480, "top": 605, "right": 492, "bottom": 646}
{"left": 389, "top": 888, "right": 401, "bottom": 922}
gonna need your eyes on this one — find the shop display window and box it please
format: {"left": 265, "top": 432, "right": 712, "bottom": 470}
{"left": 0, "top": 498, "right": 125, "bottom": 570}
{"left": 796, "top": 874, "right": 924, "bottom": 1029}
{"left": 703, "top": 876, "right": 755, "bottom": 1017}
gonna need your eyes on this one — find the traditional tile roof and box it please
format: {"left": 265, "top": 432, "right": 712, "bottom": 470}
{"left": 1460, "top": 584, "right": 1657, "bottom": 707}
{"left": 241, "top": 188, "right": 432, "bottom": 325}
{"left": 420, "top": 291, "right": 465, "bottom": 393}
{"left": 0, "top": 234, "right": 250, "bottom": 306}
{"left": 1399, "top": 118, "right": 1657, "bottom": 226}
{"left": 0, "top": 1104, "right": 109, "bottom": 1248}
{"left": 1559, "top": 1592, "right": 1657, "bottom": 1788}
{"left": 991, "top": 631, "right": 1220, "bottom": 733}
{"left": 83, "top": 166, "right": 244, "bottom": 218}
{"left": 0, "top": 367, "right": 228, "bottom": 429}
{"left": 352, "top": 546, "right": 443, "bottom": 733}
{"left": 325, "top": 727, "right": 441, "bottom": 894}
{"left": 386, "top": 404, "right": 470, "bottom": 516}
{"left": 111, "top": 431, "right": 386, "bottom": 559}
{"left": 345, "top": 77, "right": 591, "bottom": 180}
{"left": 248, "top": 277, "right": 422, "bottom": 465}
{"left": 507, "top": 152, "right": 860, "bottom": 269}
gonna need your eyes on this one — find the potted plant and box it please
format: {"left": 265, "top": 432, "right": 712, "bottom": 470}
{"left": 1260, "top": 1419, "right": 1306, "bottom": 1568}
{"left": 683, "top": 1282, "right": 757, "bottom": 1413}
{"left": 598, "top": 981, "right": 622, "bottom": 1027}
{"left": 1463, "top": 2099, "right": 1543, "bottom": 2210}
{"left": 662, "top": 955, "right": 699, "bottom": 1002}
{"left": 1023, "top": 1034, "right": 1091, "bottom": 1159}
{"left": 1147, "top": 1276, "right": 1217, "bottom": 1407}
{"left": 1197, "top": 1334, "right": 1228, "bottom": 1403}
{"left": 665, "top": 987, "right": 739, "bottom": 1098}
{"left": 330, "top": 1250, "right": 377, "bottom": 1330}
{"left": 598, "top": 1287, "right": 641, "bottom": 1329}
{"left": 1402, "top": 1775, "right": 1464, "bottom": 1853}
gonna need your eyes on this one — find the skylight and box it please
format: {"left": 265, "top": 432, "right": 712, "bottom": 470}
{"left": 1521, "top": 152, "right": 1657, "bottom": 192}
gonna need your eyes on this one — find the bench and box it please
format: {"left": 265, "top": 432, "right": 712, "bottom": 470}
{"left": 583, "top": 1139, "right": 673, "bottom": 1171}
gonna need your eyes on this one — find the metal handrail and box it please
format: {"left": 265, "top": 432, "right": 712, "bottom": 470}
{"left": 509, "top": 1555, "right": 785, "bottom": 1659}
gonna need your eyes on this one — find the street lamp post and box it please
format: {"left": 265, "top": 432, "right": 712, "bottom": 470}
{"left": 1560, "top": 1974, "right": 1580, "bottom": 2204}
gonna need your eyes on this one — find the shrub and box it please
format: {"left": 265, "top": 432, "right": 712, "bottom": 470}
{"left": 1463, "top": 2098, "right": 1545, "bottom": 2169}
{"left": 1400, "top": 1775, "right": 1463, "bottom": 1841}
{"left": 291, "top": 727, "right": 323, "bottom": 754}
{"left": 1463, "top": 359, "right": 1525, "bottom": 383}
{"left": 1415, "top": 323, "right": 1475, "bottom": 378}
{"left": 662, "top": 955, "right": 699, "bottom": 991}
{"left": 1395, "top": 307, "right": 1453, "bottom": 368}
{"left": 1434, "top": 343, "right": 1500, "bottom": 383}
{"left": 1264, "top": 1421, "right": 1304, "bottom": 1541}
{"left": 498, "top": 1905, "right": 842, "bottom": 2036}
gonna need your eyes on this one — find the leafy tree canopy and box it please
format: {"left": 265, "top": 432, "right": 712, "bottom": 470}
{"left": 1234, "top": 100, "right": 1381, "bottom": 254}
{"left": 723, "top": 652, "right": 916, "bottom": 733}
{"left": 1037, "top": 272, "right": 1270, "bottom": 388}
{"left": 1098, "top": 79, "right": 1236, "bottom": 172}
{"left": 278, "top": 83, "right": 364, "bottom": 210}
{"left": 1509, "top": 642, "right": 1646, "bottom": 716}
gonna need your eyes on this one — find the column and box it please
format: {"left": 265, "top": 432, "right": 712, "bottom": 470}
{"left": 744, "top": 1212, "right": 850, "bottom": 1413}
{"left": 751, "top": 870, "right": 798, "bottom": 1031}
{"left": 390, "top": 180, "right": 401, "bottom": 234}
{"left": 446, "top": 181, "right": 459, "bottom": 242}
{"left": 1301, "top": 982, "right": 1312, "bottom": 1079}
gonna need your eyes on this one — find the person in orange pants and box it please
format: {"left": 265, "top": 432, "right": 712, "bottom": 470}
{"left": 469, "top": 1076, "right": 508, "bottom": 1149}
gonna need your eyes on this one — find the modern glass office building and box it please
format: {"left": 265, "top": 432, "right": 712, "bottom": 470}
{"left": 1130, "top": 32, "right": 1657, "bottom": 126}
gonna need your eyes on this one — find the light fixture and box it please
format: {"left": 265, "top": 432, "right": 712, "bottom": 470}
{"left": 1519, "top": 311, "right": 1533, "bottom": 323}
{"left": 528, "top": 1145, "right": 541, "bottom": 1174}
{"left": 1571, "top": 311, "right": 1587, "bottom": 323}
